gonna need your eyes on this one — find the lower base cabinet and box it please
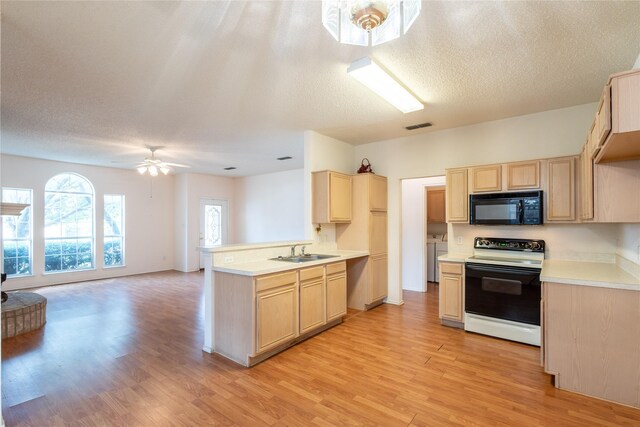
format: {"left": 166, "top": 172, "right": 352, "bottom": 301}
{"left": 256, "top": 271, "right": 299, "bottom": 354}
{"left": 326, "top": 262, "right": 347, "bottom": 322}
{"left": 438, "top": 261, "right": 464, "bottom": 326}
{"left": 214, "top": 261, "right": 348, "bottom": 367}
{"left": 543, "top": 282, "right": 640, "bottom": 408}
{"left": 346, "top": 255, "right": 388, "bottom": 310}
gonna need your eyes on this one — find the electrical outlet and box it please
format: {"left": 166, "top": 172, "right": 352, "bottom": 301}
{"left": 457, "top": 236, "right": 463, "bottom": 245}
{"left": 224, "top": 256, "right": 234, "bottom": 263}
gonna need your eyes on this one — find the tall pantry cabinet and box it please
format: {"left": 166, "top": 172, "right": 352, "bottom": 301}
{"left": 336, "top": 174, "right": 388, "bottom": 310}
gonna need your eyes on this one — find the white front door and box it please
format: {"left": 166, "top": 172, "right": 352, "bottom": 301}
{"left": 199, "top": 199, "right": 229, "bottom": 269}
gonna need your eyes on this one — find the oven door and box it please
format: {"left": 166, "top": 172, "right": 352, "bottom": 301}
{"left": 465, "top": 262, "right": 540, "bottom": 325}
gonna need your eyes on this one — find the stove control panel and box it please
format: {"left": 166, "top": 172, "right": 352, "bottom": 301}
{"left": 474, "top": 237, "right": 545, "bottom": 252}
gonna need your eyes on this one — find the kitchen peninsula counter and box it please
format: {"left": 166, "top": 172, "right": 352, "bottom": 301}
{"left": 212, "top": 250, "right": 368, "bottom": 276}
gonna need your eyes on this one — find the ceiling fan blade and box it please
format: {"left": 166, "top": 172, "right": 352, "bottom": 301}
{"left": 163, "top": 162, "right": 191, "bottom": 168}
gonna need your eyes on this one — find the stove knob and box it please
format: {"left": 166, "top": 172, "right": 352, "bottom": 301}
{"left": 524, "top": 242, "right": 533, "bottom": 250}
{"left": 530, "top": 242, "right": 540, "bottom": 250}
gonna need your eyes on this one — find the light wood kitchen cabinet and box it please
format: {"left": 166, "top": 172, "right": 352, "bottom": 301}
{"left": 426, "top": 188, "right": 446, "bottom": 223}
{"left": 299, "top": 266, "right": 325, "bottom": 335}
{"left": 312, "top": 171, "right": 352, "bottom": 224}
{"left": 579, "top": 144, "right": 594, "bottom": 220}
{"left": 543, "top": 282, "right": 640, "bottom": 408}
{"left": 546, "top": 157, "right": 576, "bottom": 222}
{"left": 471, "top": 164, "right": 502, "bottom": 193}
{"left": 446, "top": 168, "right": 468, "bottom": 223}
{"left": 256, "top": 272, "right": 299, "bottom": 354}
{"left": 438, "top": 261, "right": 464, "bottom": 326}
{"left": 336, "top": 173, "right": 388, "bottom": 310}
{"left": 506, "top": 161, "right": 540, "bottom": 190}
{"left": 326, "top": 261, "right": 347, "bottom": 322}
{"left": 368, "top": 174, "right": 387, "bottom": 211}
{"left": 595, "top": 69, "right": 640, "bottom": 163}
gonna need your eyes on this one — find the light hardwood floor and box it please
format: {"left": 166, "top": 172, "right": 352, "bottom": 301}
{"left": 2, "top": 272, "right": 639, "bottom": 426}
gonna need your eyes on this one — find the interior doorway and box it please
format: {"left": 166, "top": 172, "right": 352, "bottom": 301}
{"left": 401, "top": 176, "right": 446, "bottom": 292}
{"left": 199, "top": 198, "right": 229, "bottom": 269}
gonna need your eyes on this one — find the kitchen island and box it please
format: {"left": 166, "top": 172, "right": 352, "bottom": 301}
{"left": 199, "top": 241, "right": 367, "bottom": 366}
{"left": 541, "top": 259, "right": 640, "bottom": 409}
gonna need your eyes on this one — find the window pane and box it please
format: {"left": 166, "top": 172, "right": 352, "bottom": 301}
{"left": 2, "top": 188, "right": 33, "bottom": 277}
{"left": 104, "top": 195, "right": 124, "bottom": 267}
{"left": 44, "top": 174, "right": 94, "bottom": 273}
{"left": 205, "top": 205, "right": 222, "bottom": 246}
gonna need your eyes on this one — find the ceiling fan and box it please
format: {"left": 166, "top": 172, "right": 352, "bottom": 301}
{"left": 136, "top": 146, "right": 190, "bottom": 176}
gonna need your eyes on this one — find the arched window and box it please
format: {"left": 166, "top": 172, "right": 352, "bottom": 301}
{"left": 44, "top": 173, "right": 94, "bottom": 272}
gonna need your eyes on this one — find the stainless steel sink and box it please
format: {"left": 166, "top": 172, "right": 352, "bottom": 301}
{"left": 269, "top": 254, "right": 339, "bottom": 263}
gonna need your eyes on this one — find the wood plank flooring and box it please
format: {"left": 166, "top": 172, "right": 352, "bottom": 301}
{"left": 2, "top": 272, "right": 639, "bottom": 426}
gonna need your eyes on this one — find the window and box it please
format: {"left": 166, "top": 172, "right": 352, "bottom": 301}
{"left": 2, "top": 188, "right": 32, "bottom": 276}
{"left": 44, "top": 173, "right": 94, "bottom": 273}
{"left": 104, "top": 194, "right": 124, "bottom": 267}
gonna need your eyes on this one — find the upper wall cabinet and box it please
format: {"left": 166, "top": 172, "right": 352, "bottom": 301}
{"left": 427, "top": 188, "right": 446, "bottom": 223}
{"left": 594, "top": 69, "right": 640, "bottom": 163}
{"left": 368, "top": 174, "right": 387, "bottom": 212}
{"left": 507, "top": 161, "right": 540, "bottom": 190}
{"left": 546, "top": 157, "right": 576, "bottom": 222}
{"left": 312, "top": 171, "right": 352, "bottom": 224}
{"left": 446, "top": 168, "right": 468, "bottom": 223}
{"left": 470, "top": 165, "right": 502, "bottom": 193}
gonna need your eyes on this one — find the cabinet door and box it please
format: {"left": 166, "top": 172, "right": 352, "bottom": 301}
{"left": 471, "top": 165, "right": 502, "bottom": 193}
{"left": 439, "top": 274, "right": 463, "bottom": 321}
{"left": 312, "top": 171, "right": 352, "bottom": 224}
{"left": 369, "top": 211, "right": 387, "bottom": 256}
{"left": 547, "top": 157, "right": 576, "bottom": 221}
{"left": 446, "top": 168, "right": 468, "bottom": 223}
{"left": 427, "top": 189, "right": 446, "bottom": 223}
{"left": 595, "top": 85, "right": 611, "bottom": 151}
{"left": 612, "top": 72, "right": 640, "bottom": 134}
{"left": 580, "top": 146, "right": 594, "bottom": 220}
{"left": 507, "top": 161, "right": 540, "bottom": 190}
{"left": 368, "top": 254, "right": 388, "bottom": 303}
{"left": 329, "top": 172, "right": 352, "bottom": 222}
{"left": 326, "top": 273, "right": 347, "bottom": 322}
{"left": 369, "top": 175, "right": 387, "bottom": 211}
{"left": 256, "top": 284, "right": 298, "bottom": 354}
{"left": 299, "top": 279, "right": 325, "bottom": 334}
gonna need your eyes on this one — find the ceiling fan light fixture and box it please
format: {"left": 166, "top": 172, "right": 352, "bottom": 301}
{"left": 322, "top": 0, "right": 421, "bottom": 46}
{"left": 148, "top": 165, "right": 158, "bottom": 177}
{"left": 160, "top": 166, "right": 171, "bottom": 175}
{"left": 137, "top": 166, "right": 147, "bottom": 175}
{"left": 348, "top": 57, "right": 423, "bottom": 113}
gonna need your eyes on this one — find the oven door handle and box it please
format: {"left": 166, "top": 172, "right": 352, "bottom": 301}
{"left": 465, "top": 262, "right": 540, "bottom": 275}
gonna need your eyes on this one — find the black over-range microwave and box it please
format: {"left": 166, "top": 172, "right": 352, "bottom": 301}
{"left": 469, "top": 191, "right": 543, "bottom": 225}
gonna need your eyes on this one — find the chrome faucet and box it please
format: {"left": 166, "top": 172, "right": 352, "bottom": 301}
{"left": 301, "top": 246, "right": 306, "bottom": 256}
{"left": 290, "top": 244, "right": 298, "bottom": 257}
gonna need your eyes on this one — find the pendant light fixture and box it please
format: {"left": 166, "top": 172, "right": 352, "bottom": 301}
{"left": 322, "top": 0, "right": 421, "bottom": 46}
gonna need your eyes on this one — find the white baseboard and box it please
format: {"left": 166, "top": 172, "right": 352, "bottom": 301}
{"left": 202, "top": 345, "right": 213, "bottom": 354}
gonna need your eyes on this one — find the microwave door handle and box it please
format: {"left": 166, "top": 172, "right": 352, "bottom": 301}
{"left": 518, "top": 200, "right": 524, "bottom": 224}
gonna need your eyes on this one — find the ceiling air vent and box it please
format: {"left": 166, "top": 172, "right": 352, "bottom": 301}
{"left": 277, "top": 156, "right": 292, "bottom": 160}
{"left": 405, "top": 122, "right": 433, "bottom": 131}
{"left": 224, "top": 167, "right": 237, "bottom": 171}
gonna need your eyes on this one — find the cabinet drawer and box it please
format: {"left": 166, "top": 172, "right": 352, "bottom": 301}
{"left": 299, "top": 266, "right": 324, "bottom": 282}
{"left": 256, "top": 271, "right": 297, "bottom": 292}
{"left": 326, "top": 261, "right": 346, "bottom": 276}
{"left": 440, "top": 262, "right": 462, "bottom": 275}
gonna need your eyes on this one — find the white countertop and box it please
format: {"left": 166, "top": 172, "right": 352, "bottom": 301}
{"left": 437, "top": 253, "right": 468, "bottom": 263}
{"left": 212, "top": 250, "right": 369, "bottom": 276}
{"left": 541, "top": 259, "right": 640, "bottom": 292}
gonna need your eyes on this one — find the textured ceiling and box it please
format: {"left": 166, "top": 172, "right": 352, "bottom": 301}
{"left": 2, "top": 1, "right": 640, "bottom": 176}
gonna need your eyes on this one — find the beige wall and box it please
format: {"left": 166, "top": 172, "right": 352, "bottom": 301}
{"left": 303, "top": 131, "right": 356, "bottom": 246}
{"left": 354, "top": 103, "right": 601, "bottom": 303}
{"left": 174, "top": 173, "right": 236, "bottom": 272}
{"left": 1, "top": 154, "right": 176, "bottom": 289}
{"left": 234, "top": 169, "right": 305, "bottom": 244}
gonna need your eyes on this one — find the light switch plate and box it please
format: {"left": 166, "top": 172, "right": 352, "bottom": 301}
{"left": 457, "top": 236, "right": 463, "bottom": 245}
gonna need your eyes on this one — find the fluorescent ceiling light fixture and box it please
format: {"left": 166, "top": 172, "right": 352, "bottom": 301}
{"left": 348, "top": 57, "right": 423, "bottom": 113}
{"left": 322, "top": 0, "right": 421, "bottom": 46}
